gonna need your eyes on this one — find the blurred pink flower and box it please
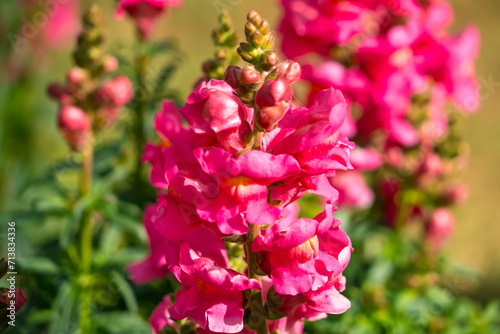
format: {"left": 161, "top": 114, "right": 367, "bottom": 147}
{"left": 116, "top": 0, "right": 183, "bottom": 40}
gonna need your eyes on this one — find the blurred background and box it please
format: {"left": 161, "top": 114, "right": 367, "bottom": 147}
{"left": 0, "top": 0, "right": 499, "bottom": 309}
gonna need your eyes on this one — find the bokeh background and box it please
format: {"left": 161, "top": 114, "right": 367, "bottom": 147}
{"left": 0, "top": 0, "right": 499, "bottom": 308}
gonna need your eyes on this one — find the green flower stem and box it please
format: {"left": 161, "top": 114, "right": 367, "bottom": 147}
{"left": 80, "top": 131, "right": 94, "bottom": 333}
{"left": 246, "top": 224, "right": 269, "bottom": 334}
{"left": 134, "top": 52, "right": 148, "bottom": 189}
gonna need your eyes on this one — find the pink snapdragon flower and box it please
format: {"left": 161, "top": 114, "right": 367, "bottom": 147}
{"left": 329, "top": 170, "right": 374, "bottom": 209}
{"left": 180, "top": 79, "right": 254, "bottom": 153}
{"left": 264, "top": 88, "right": 354, "bottom": 206}
{"left": 150, "top": 296, "right": 179, "bottom": 334}
{"left": 264, "top": 88, "right": 352, "bottom": 174}
{"left": 253, "top": 204, "right": 351, "bottom": 296}
{"left": 191, "top": 147, "right": 301, "bottom": 234}
{"left": 116, "top": 0, "right": 182, "bottom": 40}
{"left": 169, "top": 242, "right": 261, "bottom": 333}
{"left": 39, "top": 0, "right": 80, "bottom": 48}
{"left": 127, "top": 204, "right": 169, "bottom": 284}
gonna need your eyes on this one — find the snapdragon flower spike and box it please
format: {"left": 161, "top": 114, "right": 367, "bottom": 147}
{"left": 169, "top": 241, "right": 261, "bottom": 333}
{"left": 253, "top": 203, "right": 352, "bottom": 296}
{"left": 116, "top": 0, "right": 182, "bottom": 41}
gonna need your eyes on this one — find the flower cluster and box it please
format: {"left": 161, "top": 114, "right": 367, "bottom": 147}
{"left": 47, "top": 5, "right": 133, "bottom": 151}
{"left": 116, "top": 0, "right": 183, "bottom": 41}
{"left": 280, "top": 0, "right": 479, "bottom": 249}
{"left": 129, "top": 11, "right": 354, "bottom": 333}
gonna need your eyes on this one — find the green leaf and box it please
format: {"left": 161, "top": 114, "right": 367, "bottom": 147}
{"left": 101, "top": 205, "right": 146, "bottom": 244}
{"left": 110, "top": 270, "right": 139, "bottom": 314}
{"left": 60, "top": 195, "right": 94, "bottom": 249}
{"left": 18, "top": 256, "right": 60, "bottom": 274}
{"left": 99, "top": 224, "right": 124, "bottom": 254}
{"left": 48, "top": 282, "right": 78, "bottom": 334}
{"left": 95, "top": 312, "right": 151, "bottom": 334}
{"left": 152, "top": 62, "right": 179, "bottom": 97}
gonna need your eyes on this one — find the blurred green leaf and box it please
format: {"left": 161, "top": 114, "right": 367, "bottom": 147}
{"left": 111, "top": 270, "right": 139, "bottom": 314}
{"left": 95, "top": 312, "right": 151, "bottom": 334}
{"left": 18, "top": 256, "right": 60, "bottom": 274}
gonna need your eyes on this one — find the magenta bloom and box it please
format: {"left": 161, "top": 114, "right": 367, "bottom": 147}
{"left": 40, "top": 0, "right": 80, "bottom": 48}
{"left": 265, "top": 88, "right": 353, "bottom": 174}
{"left": 191, "top": 147, "right": 301, "bottom": 234}
{"left": 253, "top": 203, "right": 352, "bottom": 296}
{"left": 279, "top": 0, "right": 368, "bottom": 58}
{"left": 169, "top": 242, "right": 261, "bottom": 333}
{"left": 264, "top": 88, "right": 354, "bottom": 207}
{"left": 329, "top": 170, "right": 374, "bottom": 209}
{"left": 127, "top": 204, "right": 169, "bottom": 284}
{"left": 149, "top": 295, "right": 179, "bottom": 334}
{"left": 116, "top": 0, "right": 182, "bottom": 40}
{"left": 180, "top": 79, "right": 254, "bottom": 153}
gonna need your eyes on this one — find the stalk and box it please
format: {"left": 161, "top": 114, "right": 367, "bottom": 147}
{"left": 246, "top": 223, "right": 270, "bottom": 334}
{"left": 134, "top": 52, "right": 148, "bottom": 188}
{"left": 79, "top": 131, "right": 94, "bottom": 333}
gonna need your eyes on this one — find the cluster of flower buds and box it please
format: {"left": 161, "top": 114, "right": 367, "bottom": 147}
{"left": 1, "top": 258, "right": 27, "bottom": 332}
{"left": 115, "top": 0, "right": 182, "bottom": 41}
{"left": 280, "top": 0, "right": 479, "bottom": 249}
{"left": 129, "top": 11, "right": 355, "bottom": 334}
{"left": 201, "top": 10, "right": 239, "bottom": 81}
{"left": 47, "top": 5, "right": 133, "bottom": 151}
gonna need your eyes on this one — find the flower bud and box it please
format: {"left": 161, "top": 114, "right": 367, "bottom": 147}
{"left": 47, "top": 83, "right": 72, "bottom": 105}
{"left": 261, "top": 31, "right": 275, "bottom": 50}
{"left": 275, "top": 60, "right": 301, "bottom": 84}
{"left": 58, "top": 105, "right": 90, "bottom": 151}
{"left": 67, "top": 67, "right": 86, "bottom": 85}
{"left": 419, "top": 153, "right": 443, "bottom": 177}
{"left": 258, "top": 19, "right": 270, "bottom": 36}
{"left": 247, "top": 10, "right": 262, "bottom": 27}
{"left": 239, "top": 66, "right": 261, "bottom": 87}
{"left": 103, "top": 55, "right": 118, "bottom": 73}
{"left": 256, "top": 78, "right": 292, "bottom": 108}
{"left": 0, "top": 288, "right": 27, "bottom": 312}
{"left": 256, "top": 78, "right": 293, "bottom": 131}
{"left": 47, "top": 83, "right": 66, "bottom": 100}
{"left": 244, "top": 21, "right": 258, "bottom": 37}
{"left": 426, "top": 208, "right": 455, "bottom": 249}
{"left": 237, "top": 42, "right": 255, "bottom": 62}
{"left": 95, "top": 75, "right": 133, "bottom": 107}
{"left": 248, "top": 30, "right": 264, "bottom": 48}
{"left": 224, "top": 66, "right": 241, "bottom": 89}
{"left": 261, "top": 49, "right": 278, "bottom": 71}
{"left": 444, "top": 183, "right": 469, "bottom": 204}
